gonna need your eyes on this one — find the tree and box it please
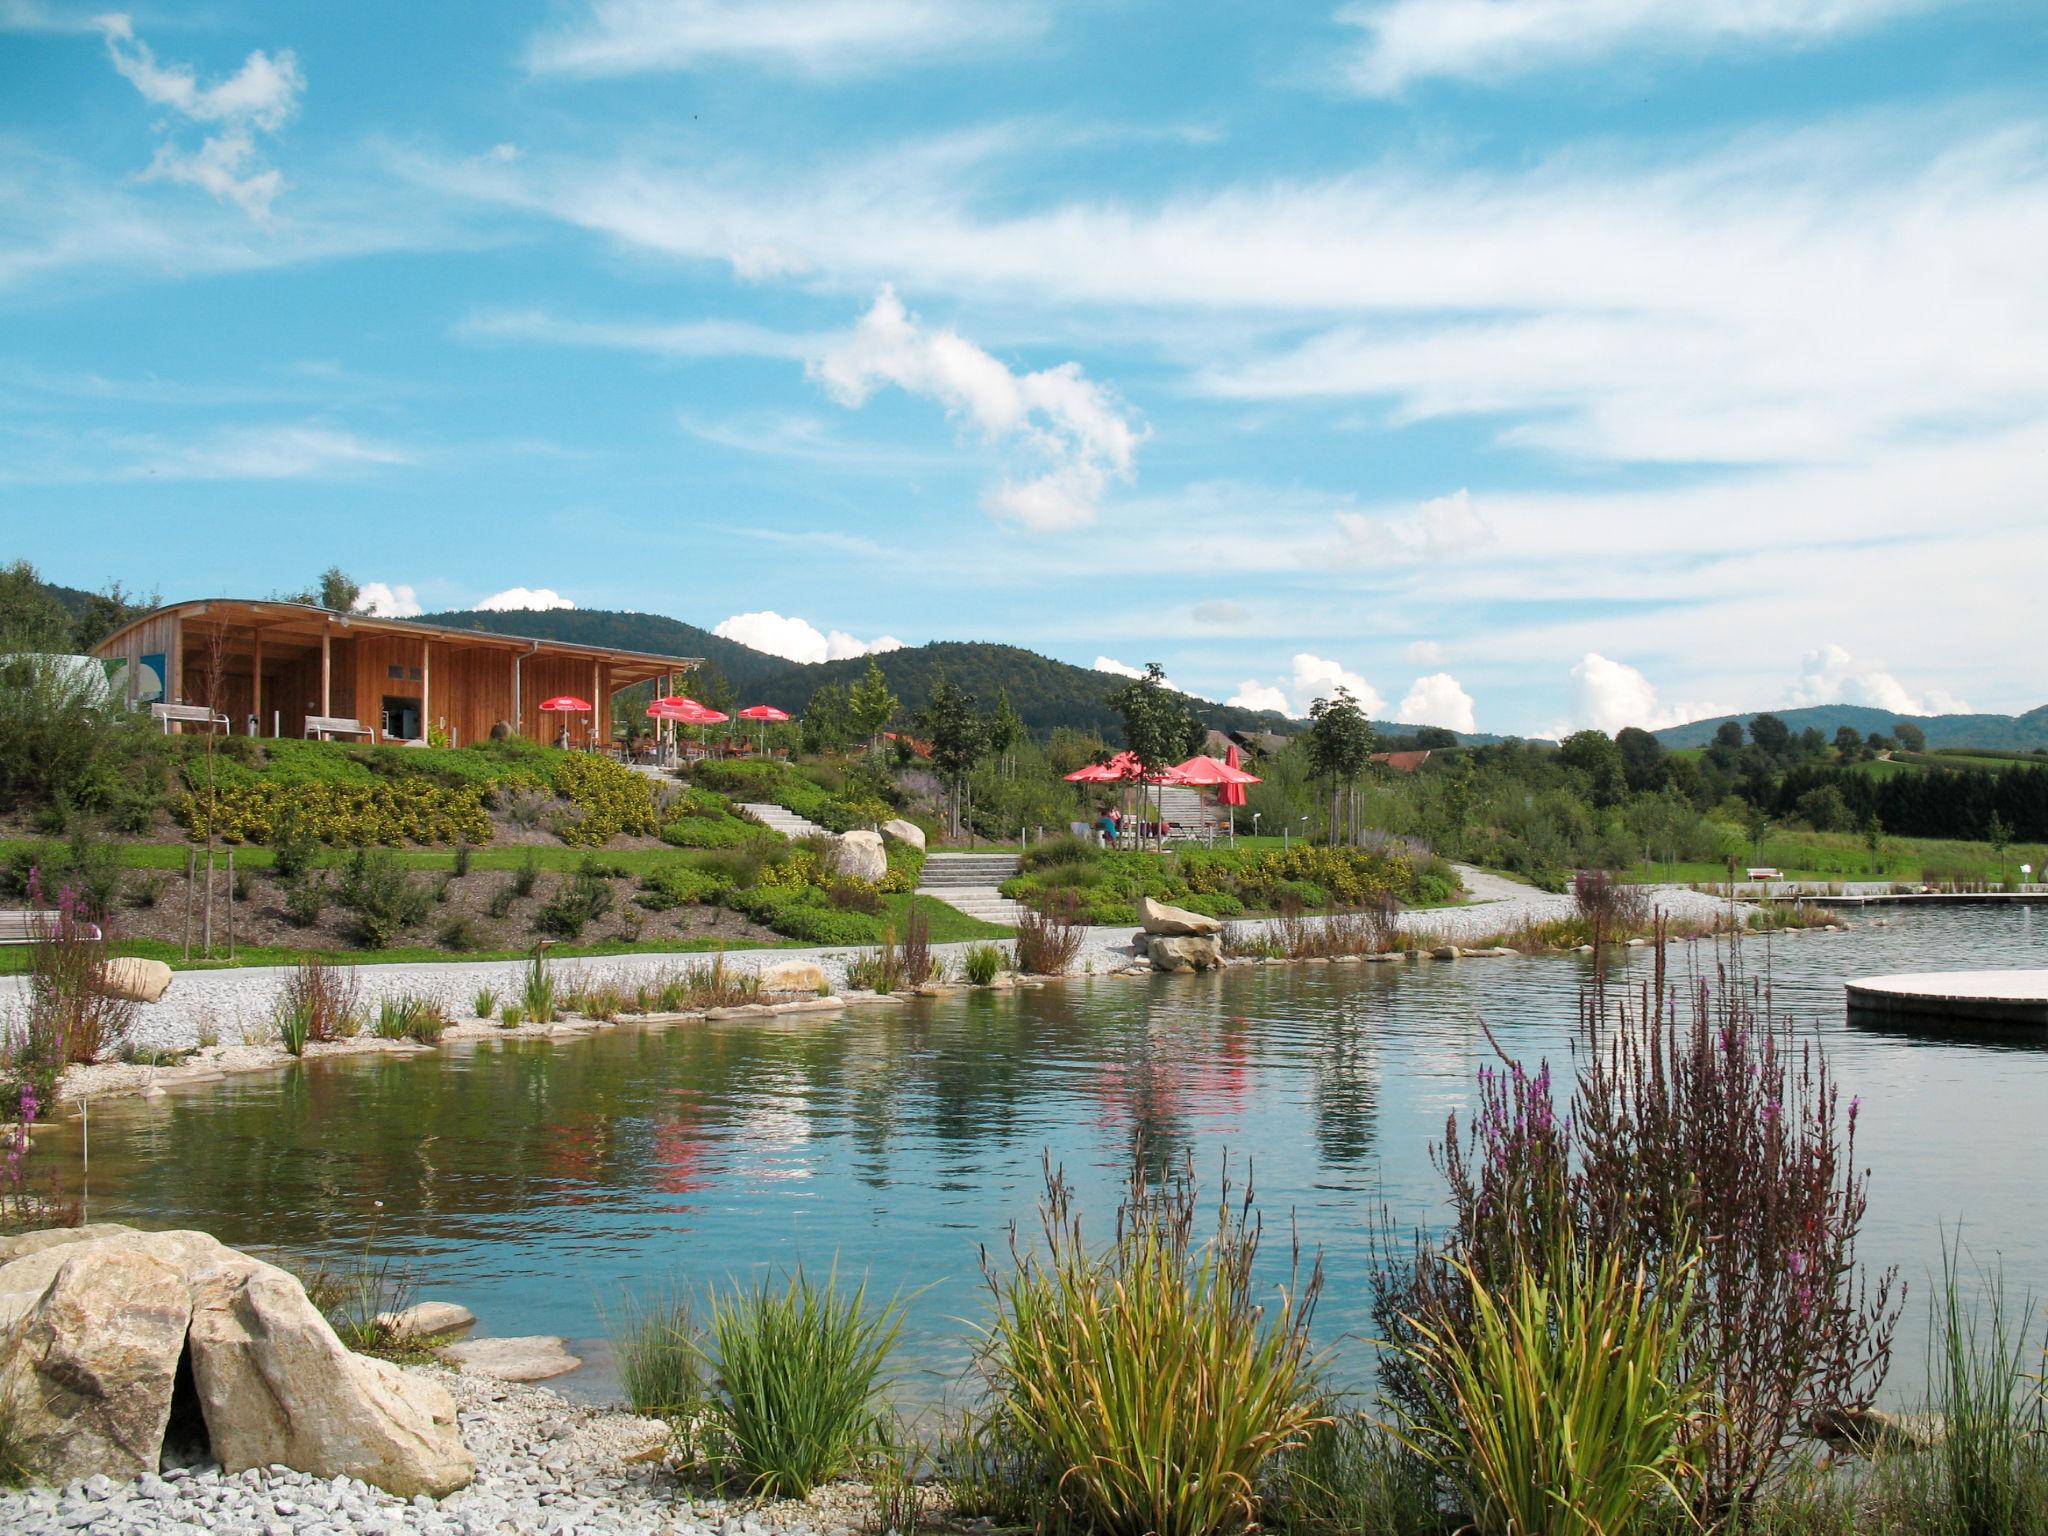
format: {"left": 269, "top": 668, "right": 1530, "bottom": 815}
{"left": 1793, "top": 784, "right": 1850, "bottom": 833}
{"left": 1560, "top": 729, "right": 1628, "bottom": 808}
{"left": 987, "top": 688, "right": 1024, "bottom": 778}
{"left": 1748, "top": 712, "right": 1791, "bottom": 755}
{"left": 1988, "top": 810, "right": 2012, "bottom": 884}
{"left": 846, "top": 657, "right": 900, "bottom": 755}
{"left": 1614, "top": 726, "right": 1666, "bottom": 794}
{"left": 1893, "top": 720, "right": 1927, "bottom": 753}
{"left": 1713, "top": 721, "right": 1745, "bottom": 751}
{"left": 1414, "top": 725, "right": 1459, "bottom": 750}
{"left": 1104, "top": 662, "right": 1203, "bottom": 841}
{"left": 1304, "top": 687, "right": 1375, "bottom": 845}
{"left": 692, "top": 661, "right": 738, "bottom": 716}
{"left": 801, "top": 682, "right": 855, "bottom": 754}
{"left": 916, "top": 674, "right": 990, "bottom": 839}
{"left": 71, "top": 580, "right": 155, "bottom": 651}
{"left": 0, "top": 560, "right": 74, "bottom": 653}
{"left": 1834, "top": 725, "right": 1864, "bottom": 759}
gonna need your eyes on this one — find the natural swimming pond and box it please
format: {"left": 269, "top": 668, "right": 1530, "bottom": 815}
{"left": 33, "top": 906, "right": 2048, "bottom": 1405}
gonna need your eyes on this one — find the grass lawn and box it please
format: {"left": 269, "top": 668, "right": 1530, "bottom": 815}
{"left": 1621, "top": 830, "right": 2048, "bottom": 885}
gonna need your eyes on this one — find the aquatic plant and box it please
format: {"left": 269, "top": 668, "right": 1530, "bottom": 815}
{"left": 1014, "top": 892, "right": 1086, "bottom": 975}
{"left": 1927, "top": 1240, "right": 2048, "bottom": 1536}
{"left": 521, "top": 947, "right": 556, "bottom": 1024}
{"left": 472, "top": 983, "right": 500, "bottom": 1018}
{"left": 976, "top": 1154, "right": 1328, "bottom": 1536}
{"left": 605, "top": 1283, "right": 703, "bottom": 1423}
{"left": 1264, "top": 1413, "right": 1437, "bottom": 1536}
{"left": 845, "top": 927, "right": 903, "bottom": 994}
{"left": 900, "top": 901, "right": 934, "bottom": 988}
{"left": 1398, "top": 1231, "right": 1709, "bottom": 1536}
{"left": 963, "top": 942, "right": 1008, "bottom": 987}
{"left": 16, "top": 876, "right": 135, "bottom": 1083}
{"left": 499, "top": 1003, "right": 524, "bottom": 1028}
{"left": 373, "top": 993, "right": 447, "bottom": 1044}
{"left": 273, "top": 957, "right": 361, "bottom": 1057}
{"left": 700, "top": 1265, "right": 905, "bottom": 1498}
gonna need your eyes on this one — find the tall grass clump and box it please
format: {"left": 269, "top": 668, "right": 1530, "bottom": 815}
{"left": 273, "top": 957, "right": 361, "bottom": 1056}
{"left": 975, "top": 1154, "right": 1329, "bottom": 1536}
{"left": 1372, "top": 941, "right": 1900, "bottom": 1520}
{"left": 1925, "top": 1239, "right": 2048, "bottom": 1536}
{"left": 1266, "top": 1414, "right": 1437, "bottom": 1536}
{"left": 472, "top": 984, "right": 500, "bottom": 1019}
{"left": 373, "top": 993, "right": 447, "bottom": 1044}
{"left": 607, "top": 1284, "right": 704, "bottom": 1423}
{"left": 845, "top": 927, "right": 903, "bottom": 994}
{"left": 1015, "top": 893, "right": 1086, "bottom": 976}
{"left": 521, "top": 947, "right": 557, "bottom": 1024}
{"left": 700, "top": 1266, "right": 905, "bottom": 1498}
{"left": 1398, "top": 1232, "right": 1709, "bottom": 1536}
{"left": 12, "top": 877, "right": 136, "bottom": 1093}
{"left": 900, "top": 901, "right": 934, "bottom": 988}
{"left": 963, "top": 942, "right": 1009, "bottom": 987}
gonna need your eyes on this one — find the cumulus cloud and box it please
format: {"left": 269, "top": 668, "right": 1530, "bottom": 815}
{"left": 358, "top": 582, "right": 422, "bottom": 618}
{"left": 1786, "top": 644, "right": 1970, "bottom": 716}
{"left": 715, "top": 610, "right": 903, "bottom": 665}
{"left": 1566, "top": 653, "right": 1729, "bottom": 735}
{"left": 1229, "top": 654, "right": 1385, "bottom": 719}
{"left": 1337, "top": 0, "right": 1935, "bottom": 95}
{"left": 97, "top": 14, "right": 303, "bottom": 219}
{"left": 529, "top": 0, "right": 1046, "bottom": 77}
{"left": 1337, "top": 488, "right": 1490, "bottom": 560}
{"left": 813, "top": 287, "right": 1143, "bottom": 531}
{"left": 1397, "top": 673, "right": 1477, "bottom": 733}
{"left": 476, "top": 587, "right": 575, "bottom": 612}
{"left": 1092, "top": 656, "right": 1188, "bottom": 694}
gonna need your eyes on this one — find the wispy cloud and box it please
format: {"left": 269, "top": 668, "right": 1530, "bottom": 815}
{"left": 1334, "top": 0, "right": 1943, "bottom": 95}
{"left": 459, "top": 308, "right": 815, "bottom": 360}
{"left": 97, "top": 13, "right": 304, "bottom": 219}
{"left": 528, "top": 0, "right": 1046, "bottom": 78}
{"left": 0, "top": 421, "right": 414, "bottom": 483}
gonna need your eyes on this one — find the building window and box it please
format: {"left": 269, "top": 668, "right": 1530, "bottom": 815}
{"left": 387, "top": 665, "right": 404, "bottom": 679}
{"left": 408, "top": 666, "right": 423, "bottom": 681}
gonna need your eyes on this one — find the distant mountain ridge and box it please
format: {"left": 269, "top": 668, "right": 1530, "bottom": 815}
{"left": 411, "top": 606, "right": 1500, "bottom": 744}
{"left": 1655, "top": 703, "right": 2048, "bottom": 751}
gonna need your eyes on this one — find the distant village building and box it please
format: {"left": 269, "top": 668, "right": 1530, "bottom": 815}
{"left": 92, "top": 598, "right": 700, "bottom": 748}
{"left": 1370, "top": 749, "right": 1433, "bottom": 774}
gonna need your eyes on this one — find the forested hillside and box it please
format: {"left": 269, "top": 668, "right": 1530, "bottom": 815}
{"left": 1657, "top": 703, "right": 2048, "bottom": 751}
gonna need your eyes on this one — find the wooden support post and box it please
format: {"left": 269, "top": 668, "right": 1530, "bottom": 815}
{"left": 251, "top": 626, "right": 263, "bottom": 735}
{"left": 592, "top": 661, "right": 601, "bottom": 751}
{"left": 320, "top": 628, "right": 332, "bottom": 722}
{"left": 422, "top": 637, "right": 432, "bottom": 743}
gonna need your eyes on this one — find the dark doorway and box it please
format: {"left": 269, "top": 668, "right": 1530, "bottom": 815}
{"left": 381, "top": 694, "right": 422, "bottom": 741}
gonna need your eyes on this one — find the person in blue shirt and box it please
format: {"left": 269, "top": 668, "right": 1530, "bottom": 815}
{"left": 1097, "top": 809, "right": 1119, "bottom": 846}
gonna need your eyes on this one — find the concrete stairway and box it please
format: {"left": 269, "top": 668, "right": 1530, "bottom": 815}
{"left": 916, "top": 851, "right": 1024, "bottom": 925}
{"left": 738, "top": 802, "right": 829, "bottom": 840}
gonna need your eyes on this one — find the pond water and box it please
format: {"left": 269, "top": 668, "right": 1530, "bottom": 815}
{"left": 33, "top": 907, "right": 2048, "bottom": 1406}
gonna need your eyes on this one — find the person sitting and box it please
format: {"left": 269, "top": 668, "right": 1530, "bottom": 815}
{"left": 1097, "top": 810, "right": 1119, "bottom": 846}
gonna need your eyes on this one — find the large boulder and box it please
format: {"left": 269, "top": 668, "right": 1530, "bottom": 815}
{"left": 99, "top": 957, "right": 173, "bottom": 1004}
{"left": 759, "top": 959, "right": 829, "bottom": 996}
{"left": 0, "top": 1244, "right": 191, "bottom": 1481}
{"left": 0, "top": 1226, "right": 474, "bottom": 1497}
{"left": 438, "top": 1335, "right": 581, "bottom": 1382}
{"left": 879, "top": 818, "right": 926, "bottom": 851}
{"left": 1138, "top": 896, "right": 1222, "bottom": 937}
{"left": 1148, "top": 936, "right": 1223, "bottom": 972}
{"left": 832, "top": 829, "right": 888, "bottom": 884}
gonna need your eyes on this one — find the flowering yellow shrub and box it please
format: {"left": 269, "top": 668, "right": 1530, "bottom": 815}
{"left": 552, "top": 756, "right": 660, "bottom": 847}
{"left": 177, "top": 780, "right": 491, "bottom": 846}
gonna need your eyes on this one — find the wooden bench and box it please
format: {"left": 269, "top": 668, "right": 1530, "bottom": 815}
{"left": 150, "top": 702, "right": 230, "bottom": 734}
{"left": 0, "top": 911, "right": 101, "bottom": 945}
{"left": 305, "top": 715, "right": 376, "bottom": 743}
{"left": 1746, "top": 867, "right": 1785, "bottom": 881}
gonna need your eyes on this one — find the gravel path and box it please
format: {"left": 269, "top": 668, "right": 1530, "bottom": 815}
{"left": 0, "top": 868, "right": 1753, "bottom": 1058}
{"left": 0, "top": 1369, "right": 880, "bottom": 1536}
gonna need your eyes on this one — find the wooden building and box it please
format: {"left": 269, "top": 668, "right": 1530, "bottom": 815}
{"left": 91, "top": 599, "right": 701, "bottom": 748}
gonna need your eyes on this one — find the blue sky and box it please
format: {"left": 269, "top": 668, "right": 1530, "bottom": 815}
{"left": 3, "top": 0, "right": 2045, "bottom": 735}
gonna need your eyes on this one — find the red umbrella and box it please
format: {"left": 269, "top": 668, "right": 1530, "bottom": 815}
{"left": 736, "top": 705, "right": 791, "bottom": 722}
{"left": 1169, "top": 753, "right": 1261, "bottom": 788}
{"left": 540, "top": 695, "right": 596, "bottom": 751}
{"left": 1063, "top": 751, "right": 1175, "bottom": 784}
{"left": 1223, "top": 743, "right": 1252, "bottom": 807}
{"left": 646, "top": 697, "right": 727, "bottom": 724}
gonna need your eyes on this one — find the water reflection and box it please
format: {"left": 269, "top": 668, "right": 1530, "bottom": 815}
{"left": 37, "top": 909, "right": 2048, "bottom": 1401}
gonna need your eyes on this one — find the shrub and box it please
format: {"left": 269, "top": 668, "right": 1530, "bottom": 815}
{"left": 1015, "top": 895, "right": 1086, "bottom": 976}
{"left": 977, "top": 1156, "right": 1328, "bottom": 1536}
{"left": 702, "top": 1267, "right": 905, "bottom": 1498}
{"left": 435, "top": 914, "right": 481, "bottom": 952}
{"left": 484, "top": 883, "right": 517, "bottom": 919}
{"left": 1399, "top": 1234, "right": 1709, "bottom": 1536}
{"left": 512, "top": 852, "right": 539, "bottom": 896}
{"left": 826, "top": 877, "right": 884, "bottom": 914}
{"left": 608, "top": 1284, "right": 703, "bottom": 1423}
{"left": 126, "top": 871, "right": 164, "bottom": 909}
{"left": 844, "top": 929, "right": 903, "bottom": 994}
{"left": 636, "top": 864, "right": 731, "bottom": 911}
{"left": 1178, "top": 892, "right": 1245, "bottom": 919}
{"left": 334, "top": 848, "right": 432, "bottom": 948}
{"left": 279, "top": 873, "right": 326, "bottom": 928}
{"left": 900, "top": 901, "right": 934, "bottom": 988}
{"left": 726, "top": 885, "right": 886, "bottom": 946}
{"left": 0, "top": 650, "right": 131, "bottom": 821}
{"left": 879, "top": 842, "right": 925, "bottom": 894}
{"left": 10, "top": 884, "right": 135, "bottom": 1091}
{"left": 1271, "top": 878, "right": 1330, "bottom": 911}
{"left": 472, "top": 984, "right": 500, "bottom": 1018}
{"left": 533, "top": 862, "right": 615, "bottom": 940}
{"left": 274, "top": 959, "right": 360, "bottom": 1055}
{"left": 1019, "top": 834, "right": 1100, "bottom": 874}
{"left": 1569, "top": 868, "right": 1650, "bottom": 937}
{"left": 963, "top": 942, "right": 1008, "bottom": 986}
{"left": 179, "top": 778, "right": 492, "bottom": 846}
{"left": 271, "top": 808, "right": 321, "bottom": 880}
{"left": 373, "top": 993, "right": 448, "bottom": 1043}
{"left": 499, "top": 1003, "right": 525, "bottom": 1028}
{"left": 553, "top": 755, "right": 662, "bottom": 845}
{"left": 451, "top": 839, "right": 473, "bottom": 877}
{"left": 660, "top": 814, "right": 767, "bottom": 850}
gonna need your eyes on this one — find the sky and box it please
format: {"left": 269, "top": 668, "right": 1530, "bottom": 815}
{"left": 3, "top": 0, "right": 2045, "bottom": 736}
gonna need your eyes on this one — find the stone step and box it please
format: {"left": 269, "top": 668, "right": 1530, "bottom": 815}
{"left": 736, "top": 802, "right": 828, "bottom": 840}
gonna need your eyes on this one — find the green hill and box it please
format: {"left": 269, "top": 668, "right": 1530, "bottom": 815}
{"left": 1655, "top": 704, "right": 2048, "bottom": 752}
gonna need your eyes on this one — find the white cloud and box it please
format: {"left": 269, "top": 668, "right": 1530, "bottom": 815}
{"left": 1397, "top": 673, "right": 1477, "bottom": 733}
{"left": 97, "top": 13, "right": 303, "bottom": 219}
{"left": 813, "top": 287, "right": 1143, "bottom": 530}
{"left": 1226, "top": 682, "right": 1292, "bottom": 716}
{"left": 715, "top": 610, "right": 902, "bottom": 665}
{"left": 460, "top": 308, "right": 814, "bottom": 360}
{"left": 127, "top": 424, "right": 411, "bottom": 480}
{"left": 1565, "top": 653, "right": 1730, "bottom": 735}
{"left": 1092, "top": 656, "right": 1187, "bottom": 694}
{"left": 477, "top": 587, "right": 576, "bottom": 612}
{"left": 1404, "top": 639, "right": 1446, "bottom": 665}
{"left": 1786, "top": 644, "right": 1969, "bottom": 716}
{"left": 529, "top": 0, "right": 1044, "bottom": 77}
{"left": 1338, "top": 487, "right": 1490, "bottom": 560}
{"left": 1336, "top": 0, "right": 1937, "bottom": 95}
{"left": 358, "top": 582, "right": 422, "bottom": 618}
{"left": 1229, "top": 654, "right": 1386, "bottom": 719}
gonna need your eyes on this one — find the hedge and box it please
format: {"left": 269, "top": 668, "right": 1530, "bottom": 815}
{"left": 176, "top": 780, "right": 492, "bottom": 846}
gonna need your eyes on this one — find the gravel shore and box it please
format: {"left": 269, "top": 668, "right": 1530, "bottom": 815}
{"left": 0, "top": 1368, "right": 887, "bottom": 1536}
{"left": 2, "top": 869, "right": 1756, "bottom": 1069}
